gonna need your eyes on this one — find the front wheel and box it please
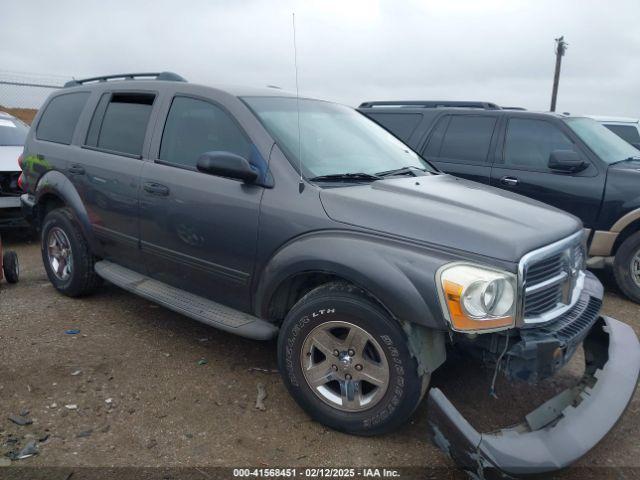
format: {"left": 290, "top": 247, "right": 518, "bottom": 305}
{"left": 277, "top": 282, "right": 428, "bottom": 436}
{"left": 613, "top": 231, "right": 640, "bottom": 303}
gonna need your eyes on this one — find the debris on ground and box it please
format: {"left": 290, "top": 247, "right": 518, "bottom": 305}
{"left": 19, "top": 409, "right": 30, "bottom": 417}
{"left": 197, "top": 358, "right": 208, "bottom": 366}
{"left": 8, "top": 414, "right": 33, "bottom": 426}
{"left": 105, "top": 398, "right": 113, "bottom": 405}
{"left": 77, "top": 429, "right": 92, "bottom": 438}
{"left": 255, "top": 383, "right": 267, "bottom": 411}
{"left": 65, "top": 329, "right": 81, "bottom": 335}
{"left": 64, "top": 404, "right": 78, "bottom": 410}
{"left": 146, "top": 438, "right": 157, "bottom": 449}
{"left": 71, "top": 369, "right": 82, "bottom": 376}
{"left": 248, "top": 367, "right": 279, "bottom": 374}
{"left": 15, "top": 439, "right": 39, "bottom": 460}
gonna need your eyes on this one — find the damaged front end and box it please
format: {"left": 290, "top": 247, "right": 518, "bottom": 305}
{"left": 0, "top": 171, "right": 26, "bottom": 227}
{"left": 427, "top": 316, "right": 640, "bottom": 478}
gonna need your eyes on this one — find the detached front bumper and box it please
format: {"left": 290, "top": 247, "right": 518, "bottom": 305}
{"left": 427, "top": 316, "right": 640, "bottom": 478}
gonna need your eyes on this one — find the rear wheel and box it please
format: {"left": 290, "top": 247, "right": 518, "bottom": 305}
{"left": 613, "top": 231, "right": 640, "bottom": 304}
{"left": 2, "top": 251, "right": 19, "bottom": 283}
{"left": 41, "top": 208, "right": 101, "bottom": 297}
{"left": 277, "top": 282, "right": 428, "bottom": 436}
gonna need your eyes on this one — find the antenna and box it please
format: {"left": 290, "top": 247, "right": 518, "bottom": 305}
{"left": 292, "top": 12, "right": 304, "bottom": 193}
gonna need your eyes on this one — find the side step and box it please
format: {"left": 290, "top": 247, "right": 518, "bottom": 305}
{"left": 94, "top": 260, "right": 278, "bottom": 340}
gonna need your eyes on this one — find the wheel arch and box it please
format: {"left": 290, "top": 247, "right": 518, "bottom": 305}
{"left": 613, "top": 218, "right": 640, "bottom": 255}
{"left": 34, "top": 170, "right": 97, "bottom": 251}
{"left": 254, "top": 231, "right": 452, "bottom": 332}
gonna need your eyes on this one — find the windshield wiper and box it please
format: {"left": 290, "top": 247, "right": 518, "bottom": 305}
{"left": 375, "top": 166, "right": 429, "bottom": 177}
{"left": 308, "top": 172, "right": 382, "bottom": 182}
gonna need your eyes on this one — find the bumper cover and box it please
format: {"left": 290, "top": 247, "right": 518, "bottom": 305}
{"left": 427, "top": 316, "right": 640, "bottom": 477}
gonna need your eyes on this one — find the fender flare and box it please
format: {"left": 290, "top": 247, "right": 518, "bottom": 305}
{"left": 255, "top": 230, "right": 455, "bottom": 331}
{"left": 34, "top": 170, "right": 97, "bottom": 251}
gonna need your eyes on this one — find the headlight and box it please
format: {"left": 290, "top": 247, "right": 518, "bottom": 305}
{"left": 437, "top": 264, "right": 517, "bottom": 332}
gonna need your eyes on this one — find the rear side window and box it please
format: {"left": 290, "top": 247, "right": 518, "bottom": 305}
{"left": 85, "top": 92, "right": 155, "bottom": 157}
{"left": 604, "top": 124, "right": 640, "bottom": 145}
{"left": 438, "top": 115, "right": 497, "bottom": 163}
{"left": 159, "top": 96, "right": 251, "bottom": 168}
{"left": 503, "top": 118, "right": 575, "bottom": 170}
{"left": 36, "top": 92, "right": 89, "bottom": 144}
{"left": 365, "top": 113, "right": 422, "bottom": 142}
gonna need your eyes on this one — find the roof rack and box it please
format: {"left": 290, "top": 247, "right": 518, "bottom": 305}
{"left": 64, "top": 71, "right": 186, "bottom": 88}
{"left": 501, "top": 106, "right": 527, "bottom": 111}
{"left": 358, "top": 100, "right": 502, "bottom": 110}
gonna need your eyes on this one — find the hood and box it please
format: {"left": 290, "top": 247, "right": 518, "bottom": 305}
{"left": 320, "top": 174, "right": 581, "bottom": 262}
{"left": 0, "top": 146, "right": 22, "bottom": 172}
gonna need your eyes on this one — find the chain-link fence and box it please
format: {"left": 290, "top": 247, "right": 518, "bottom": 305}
{"left": 0, "top": 70, "right": 71, "bottom": 124}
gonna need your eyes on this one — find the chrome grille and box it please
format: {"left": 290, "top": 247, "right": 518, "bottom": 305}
{"left": 519, "top": 231, "right": 586, "bottom": 324}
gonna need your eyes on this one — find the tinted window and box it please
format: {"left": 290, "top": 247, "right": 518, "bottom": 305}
{"left": 0, "top": 117, "right": 29, "bottom": 146}
{"left": 366, "top": 113, "right": 422, "bottom": 142}
{"left": 91, "top": 93, "right": 154, "bottom": 156}
{"left": 422, "top": 116, "right": 449, "bottom": 158}
{"left": 504, "top": 118, "right": 575, "bottom": 169}
{"left": 36, "top": 92, "right": 89, "bottom": 144}
{"left": 604, "top": 124, "right": 640, "bottom": 144}
{"left": 160, "top": 97, "right": 251, "bottom": 168}
{"left": 438, "top": 116, "right": 496, "bottom": 163}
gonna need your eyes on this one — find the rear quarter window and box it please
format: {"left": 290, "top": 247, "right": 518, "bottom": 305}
{"left": 36, "top": 92, "right": 90, "bottom": 144}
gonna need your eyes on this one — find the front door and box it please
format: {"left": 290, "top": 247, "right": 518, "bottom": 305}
{"left": 490, "top": 117, "right": 604, "bottom": 228}
{"left": 139, "top": 95, "right": 264, "bottom": 312}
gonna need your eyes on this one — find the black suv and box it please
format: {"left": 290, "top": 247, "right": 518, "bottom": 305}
{"left": 20, "top": 75, "right": 640, "bottom": 476}
{"left": 359, "top": 101, "right": 640, "bottom": 303}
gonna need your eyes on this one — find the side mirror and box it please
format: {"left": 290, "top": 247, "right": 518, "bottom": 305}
{"left": 197, "top": 151, "right": 258, "bottom": 183}
{"left": 548, "top": 150, "right": 588, "bottom": 173}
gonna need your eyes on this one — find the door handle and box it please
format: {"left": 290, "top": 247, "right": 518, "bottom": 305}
{"left": 69, "top": 164, "right": 85, "bottom": 175}
{"left": 500, "top": 176, "right": 519, "bottom": 186}
{"left": 143, "top": 182, "right": 170, "bottom": 196}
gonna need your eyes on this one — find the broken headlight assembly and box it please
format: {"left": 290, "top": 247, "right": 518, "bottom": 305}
{"left": 437, "top": 263, "right": 516, "bottom": 332}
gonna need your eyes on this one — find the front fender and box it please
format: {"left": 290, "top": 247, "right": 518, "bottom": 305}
{"left": 35, "top": 170, "right": 97, "bottom": 251}
{"left": 256, "top": 230, "right": 465, "bottom": 330}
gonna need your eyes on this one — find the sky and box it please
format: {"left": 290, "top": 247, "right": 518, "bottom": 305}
{"left": 1, "top": 0, "right": 639, "bottom": 116}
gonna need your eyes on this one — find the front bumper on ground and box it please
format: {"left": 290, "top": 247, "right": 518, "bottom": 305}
{"left": 427, "top": 316, "right": 640, "bottom": 478}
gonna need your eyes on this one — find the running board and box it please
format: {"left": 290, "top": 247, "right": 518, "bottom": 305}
{"left": 94, "top": 260, "right": 278, "bottom": 340}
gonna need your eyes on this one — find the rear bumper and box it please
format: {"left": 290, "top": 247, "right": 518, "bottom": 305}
{"left": 427, "top": 316, "right": 640, "bottom": 477}
{"left": 0, "top": 196, "right": 27, "bottom": 227}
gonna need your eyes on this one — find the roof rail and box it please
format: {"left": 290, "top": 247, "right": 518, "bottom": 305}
{"left": 501, "top": 106, "right": 527, "bottom": 111}
{"left": 64, "top": 71, "right": 187, "bottom": 88}
{"left": 358, "top": 100, "right": 502, "bottom": 110}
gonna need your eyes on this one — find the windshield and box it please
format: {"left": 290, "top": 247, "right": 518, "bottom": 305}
{"left": 0, "top": 117, "right": 29, "bottom": 146}
{"left": 564, "top": 117, "right": 639, "bottom": 164}
{"left": 243, "top": 97, "right": 433, "bottom": 178}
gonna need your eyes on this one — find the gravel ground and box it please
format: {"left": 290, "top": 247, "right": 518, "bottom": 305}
{"left": 0, "top": 231, "right": 638, "bottom": 479}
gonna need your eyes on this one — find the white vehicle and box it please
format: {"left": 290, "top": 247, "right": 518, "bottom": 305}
{"left": 586, "top": 115, "right": 640, "bottom": 150}
{"left": 0, "top": 111, "right": 27, "bottom": 227}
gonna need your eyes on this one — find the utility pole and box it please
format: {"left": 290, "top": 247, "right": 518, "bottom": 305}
{"left": 550, "top": 36, "right": 568, "bottom": 112}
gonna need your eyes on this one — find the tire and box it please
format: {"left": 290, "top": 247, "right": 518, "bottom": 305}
{"left": 2, "top": 251, "right": 19, "bottom": 284}
{"left": 277, "top": 282, "right": 428, "bottom": 436}
{"left": 41, "top": 207, "right": 101, "bottom": 297}
{"left": 613, "top": 231, "right": 640, "bottom": 303}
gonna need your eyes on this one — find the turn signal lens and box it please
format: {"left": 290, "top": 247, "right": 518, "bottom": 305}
{"left": 438, "top": 264, "right": 517, "bottom": 332}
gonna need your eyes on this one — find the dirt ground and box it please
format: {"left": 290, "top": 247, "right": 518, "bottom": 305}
{"left": 1, "top": 231, "right": 638, "bottom": 479}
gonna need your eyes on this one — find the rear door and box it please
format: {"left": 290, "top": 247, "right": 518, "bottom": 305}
{"left": 490, "top": 116, "right": 604, "bottom": 227}
{"left": 139, "top": 93, "right": 265, "bottom": 312}
{"left": 72, "top": 90, "right": 158, "bottom": 269}
{"left": 419, "top": 114, "right": 499, "bottom": 184}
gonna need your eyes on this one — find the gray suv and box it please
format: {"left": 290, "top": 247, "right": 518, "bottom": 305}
{"left": 20, "top": 73, "right": 639, "bottom": 477}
